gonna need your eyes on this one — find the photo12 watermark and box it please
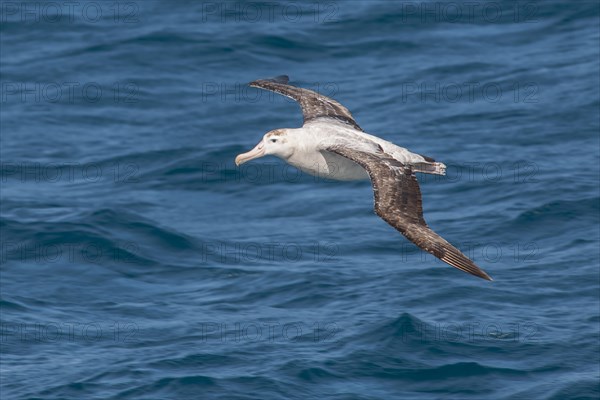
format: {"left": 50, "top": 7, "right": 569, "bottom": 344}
{"left": 0, "top": 240, "right": 143, "bottom": 265}
{"left": 197, "top": 320, "right": 340, "bottom": 343}
{"left": 1, "top": 82, "right": 139, "bottom": 104}
{"left": 1, "top": 161, "right": 139, "bottom": 184}
{"left": 201, "top": 81, "right": 341, "bottom": 103}
{"left": 0, "top": 2, "right": 140, "bottom": 24}
{"left": 395, "top": 1, "right": 539, "bottom": 24}
{"left": 1, "top": 321, "right": 139, "bottom": 343}
{"left": 398, "top": 81, "right": 539, "bottom": 104}
{"left": 397, "top": 320, "right": 540, "bottom": 343}
{"left": 200, "top": 240, "right": 339, "bottom": 264}
{"left": 198, "top": 2, "right": 339, "bottom": 23}
{"left": 399, "top": 241, "right": 540, "bottom": 265}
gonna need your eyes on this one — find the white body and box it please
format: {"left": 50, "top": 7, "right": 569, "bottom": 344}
{"left": 283, "top": 121, "right": 438, "bottom": 181}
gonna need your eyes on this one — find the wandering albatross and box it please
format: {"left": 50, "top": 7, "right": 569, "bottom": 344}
{"left": 235, "top": 76, "right": 492, "bottom": 281}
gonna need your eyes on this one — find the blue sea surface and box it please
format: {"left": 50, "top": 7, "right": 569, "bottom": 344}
{"left": 1, "top": 1, "right": 599, "bottom": 399}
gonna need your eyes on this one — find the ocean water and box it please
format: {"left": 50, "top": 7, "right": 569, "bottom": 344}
{"left": 1, "top": 1, "right": 599, "bottom": 399}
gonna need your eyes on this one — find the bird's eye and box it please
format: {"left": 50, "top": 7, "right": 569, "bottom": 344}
{"left": 270, "top": 138, "right": 277, "bottom": 143}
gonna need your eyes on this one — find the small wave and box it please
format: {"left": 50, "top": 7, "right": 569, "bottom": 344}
{"left": 512, "top": 197, "right": 599, "bottom": 226}
{"left": 0, "top": 298, "right": 30, "bottom": 312}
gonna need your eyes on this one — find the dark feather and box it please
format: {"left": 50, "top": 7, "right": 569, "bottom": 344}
{"left": 249, "top": 76, "right": 363, "bottom": 131}
{"left": 327, "top": 145, "right": 493, "bottom": 281}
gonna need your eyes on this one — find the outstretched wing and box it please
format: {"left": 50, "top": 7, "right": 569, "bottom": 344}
{"left": 326, "top": 144, "right": 493, "bottom": 281}
{"left": 249, "top": 75, "right": 363, "bottom": 131}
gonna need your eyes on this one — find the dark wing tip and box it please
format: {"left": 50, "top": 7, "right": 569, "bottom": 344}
{"left": 478, "top": 270, "right": 494, "bottom": 281}
{"left": 249, "top": 75, "right": 289, "bottom": 86}
{"left": 271, "top": 75, "right": 289, "bottom": 84}
{"left": 440, "top": 250, "right": 493, "bottom": 281}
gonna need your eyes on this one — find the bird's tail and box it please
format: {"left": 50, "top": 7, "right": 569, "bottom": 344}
{"left": 413, "top": 162, "right": 446, "bottom": 176}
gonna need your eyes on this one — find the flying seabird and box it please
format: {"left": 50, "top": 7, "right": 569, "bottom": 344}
{"left": 236, "top": 76, "right": 492, "bottom": 281}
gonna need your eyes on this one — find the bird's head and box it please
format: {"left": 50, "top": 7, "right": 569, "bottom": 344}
{"left": 235, "top": 129, "right": 294, "bottom": 166}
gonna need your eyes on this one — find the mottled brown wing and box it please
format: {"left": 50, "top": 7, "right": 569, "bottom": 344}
{"left": 327, "top": 145, "right": 493, "bottom": 281}
{"left": 249, "top": 75, "right": 363, "bottom": 131}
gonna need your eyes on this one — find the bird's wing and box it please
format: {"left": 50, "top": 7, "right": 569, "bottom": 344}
{"left": 326, "top": 144, "right": 493, "bottom": 281}
{"left": 249, "top": 75, "right": 363, "bottom": 131}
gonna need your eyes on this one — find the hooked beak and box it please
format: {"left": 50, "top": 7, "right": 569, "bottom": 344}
{"left": 235, "top": 142, "right": 265, "bottom": 166}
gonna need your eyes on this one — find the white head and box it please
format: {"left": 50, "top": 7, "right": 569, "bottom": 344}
{"left": 235, "top": 129, "right": 294, "bottom": 166}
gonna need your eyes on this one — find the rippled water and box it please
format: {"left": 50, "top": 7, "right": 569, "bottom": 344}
{"left": 1, "top": 1, "right": 599, "bottom": 399}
